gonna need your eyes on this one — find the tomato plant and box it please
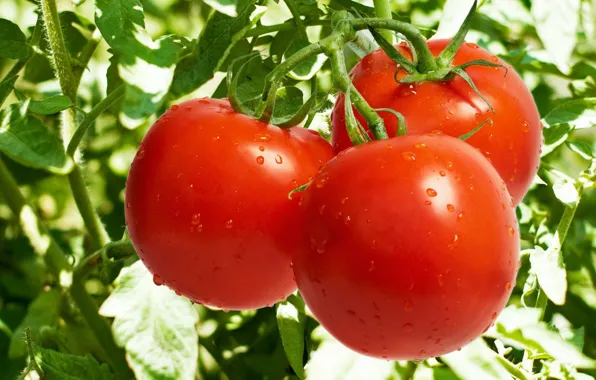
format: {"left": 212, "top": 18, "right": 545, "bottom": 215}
{"left": 331, "top": 39, "right": 542, "bottom": 206}
{"left": 294, "top": 134, "right": 519, "bottom": 359}
{"left": 125, "top": 98, "right": 332, "bottom": 310}
{"left": 0, "top": 0, "right": 595, "bottom": 379}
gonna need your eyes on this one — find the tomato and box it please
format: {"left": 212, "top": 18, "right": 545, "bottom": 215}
{"left": 293, "top": 133, "right": 519, "bottom": 359}
{"left": 331, "top": 39, "right": 542, "bottom": 206}
{"left": 125, "top": 98, "right": 333, "bottom": 310}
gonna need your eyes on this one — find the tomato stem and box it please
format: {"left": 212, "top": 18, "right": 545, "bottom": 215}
{"left": 366, "top": 25, "right": 417, "bottom": 74}
{"left": 350, "top": 18, "right": 438, "bottom": 73}
{"left": 330, "top": 49, "right": 388, "bottom": 140}
{"left": 284, "top": 0, "right": 308, "bottom": 41}
{"left": 372, "top": 0, "right": 394, "bottom": 43}
{"left": 244, "top": 19, "right": 330, "bottom": 38}
{"left": 435, "top": 0, "right": 477, "bottom": 68}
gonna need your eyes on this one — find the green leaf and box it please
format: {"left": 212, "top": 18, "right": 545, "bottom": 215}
{"left": 0, "top": 74, "right": 18, "bottom": 106}
{"left": 271, "top": 86, "right": 304, "bottom": 125}
{"left": 277, "top": 294, "right": 306, "bottom": 379}
{"left": 541, "top": 98, "right": 596, "bottom": 157}
{"left": 440, "top": 339, "right": 514, "bottom": 380}
{"left": 530, "top": 246, "right": 568, "bottom": 305}
{"left": 171, "top": 0, "right": 263, "bottom": 97}
{"left": 9, "top": 290, "right": 61, "bottom": 359}
{"left": 95, "top": 0, "right": 185, "bottom": 128}
{"left": 566, "top": 141, "right": 594, "bottom": 160}
{"left": 0, "top": 19, "right": 31, "bottom": 60}
{"left": 33, "top": 344, "right": 117, "bottom": 380}
{"left": 488, "top": 306, "right": 595, "bottom": 368}
{"left": 99, "top": 261, "right": 199, "bottom": 380}
{"left": 548, "top": 168, "right": 580, "bottom": 207}
{"left": 0, "top": 101, "right": 72, "bottom": 174}
{"left": 531, "top": 0, "right": 581, "bottom": 72}
{"left": 284, "top": 39, "right": 327, "bottom": 80}
{"left": 28, "top": 95, "right": 73, "bottom": 115}
{"left": 204, "top": 0, "right": 239, "bottom": 17}
{"left": 305, "top": 326, "right": 394, "bottom": 380}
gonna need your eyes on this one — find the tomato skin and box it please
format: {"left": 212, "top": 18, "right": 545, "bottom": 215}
{"left": 125, "top": 98, "right": 333, "bottom": 310}
{"left": 331, "top": 39, "right": 542, "bottom": 205}
{"left": 293, "top": 134, "right": 519, "bottom": 359}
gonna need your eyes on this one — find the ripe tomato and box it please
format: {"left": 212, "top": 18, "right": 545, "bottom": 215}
{"left": 293, "top": 134, "right": 519, "bottom": 359}
{"left": 125, "top": 98, "right": 333, "bottom": 310}
{"left": 331, "top": 39, "right": 542, "bottom": 205}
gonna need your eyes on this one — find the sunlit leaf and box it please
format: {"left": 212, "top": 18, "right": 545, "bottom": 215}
{"left": 0, "top": 18, "right": 31, "bottom": 60}
{"left": 530, "top": 246, "right": 567, "bottom": 305}
{"left": 33, "top": 344, "right": 117, "bottom": 380}
{"left": 277, "top": 294, "right": 306, "bottom": 379}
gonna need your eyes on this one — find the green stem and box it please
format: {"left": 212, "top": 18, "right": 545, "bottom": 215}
{"left": 495, "top": 356, "right": 530, "bottom": 380}
{"left": 40, "top": 0, "right": 111, "bottom": 249}
{"left": 244, "top": 19, "right": 329, "bottom": 37}
{"left": 372, "top": 0, "right": 394, "bottom": 43}
{"left": 350, "top": 18, "right": 437, "bottom": 73}
{"left": 73, "top": 28, "right": 103, "bottom": 90}
{"left": 329, "top": 49, "right": 387, "bottom": 140}
{"left": 68, "top": 166, "right": 111, "bottom": 250}
{"left": 25, "top": 328, "right": 46, "bottom": 378}
{"left": 0, "top": 156, "right": 70, "bottom": 275}
{"left": 284, "top": 0, "right": 307, "bottom": 40}
{"left": 40, "top": 0, "right": 76, "bottom": 102}
{"left": 67, "top": 85, "right": 125, "bottom": 156}
{"left": 535, "top": 289, "right": 548, "bottom": 321}
{"left": 71, "top": 274, "right": 132, "bottom": 378}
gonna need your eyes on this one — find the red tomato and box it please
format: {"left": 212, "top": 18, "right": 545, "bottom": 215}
{"left": 125, "top": 98, "right": 333, "bottom": 310}
{"left": 293, "top": 134, "right": 519, "bottom": 359}
{"left": 331, "top": 39, "right": 542, "bottom": 205}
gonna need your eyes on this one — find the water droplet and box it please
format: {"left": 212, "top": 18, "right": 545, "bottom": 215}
{"left": 439, "top": 171, "right": 446, "bottom": 177}
{"left": 401, "top": 151, "right": 416, "bottom": 161}
{"left": 191, "top": 213, "right": 201, "bottom": 225}
{"left": 403, "top": 323, "right": 413, "bottom": 331}
{"left": 490, "top": 56, "right": 498, "bottom": 62}
{"left": 254, "top": 133, "right": 271, "bottom": 142}
{"left": 319, "top": 205, "right": 326, "bottom": 214}
{"left": 404, "top": 298, "right": 413, "bottom": 312}
{"left": 344, "top": 215, "right": 351, "bottom": 225}
{"left": 198, "top": 98, "right": 209, "bottom": 104}
{"left": 419, "top": 350, "right": 427, "bottom": 356}
{"left": 414, "top": 143, "right": 427, "bottom": 149}
{"left": 258, "top": 145, "right": 265, "bottom": 152}
{"left": 212, "top": 135, "right": 220, "bottom": 141}
{"left": 492, "top": 312, "right": 497, "bottom": 319}
{"left": 457, "top": 212, "right": 464, "bottom": 221}
{"left": 136, "top": 149, "right": 145, "bottom": 159}
{"left": 171, "top": 104, "right": 180, "bottom": 111}
{"left": 446, "top": 161, "right": 454, "bottom": 170}
{"left": 315, "top": 175, "right": 329, "bottom": 188}
{"left": 226, "top": 219, "right": 233, "bottom": 228}
{"left": 507, "top": 226, "right": 515, "bottom": 236}
{"left": 446, "top": 204, "right": 455, "bottom": 212}
{"left": 346, "top": 309, "right": 356, "bottom": 316}
{"left": 466, "top": 42, "right": 478, "bottom": 49}
{"left": 256, "top": 156, "right": 264, "bottom": 165}
{"left": 469, "top": 185, "right": 475, "bottom": 191}
{"left": 153, "top": 274, "right": 164, "bottom": 286}
{"left": 126, "top": 202, "right": 132, "bottom": 209}
{"left": 368, "top": 261, "right": 375, "bottom": 272}
{"left": 505, "top": 281, "right": 512, "bottom": 291}
{"left": 341, "top": 197, "right": 348, "bottom": 204}
{"left": 233, "top": 141, "right": 239, "bottom": 146}
{"left": 185, "top": 106, "right": 192, "bottom": 111}
{"left": 275, "top": 155, "right": 283, "bottom": 164}
{"left": 508, "top": 174, "right": 515, "bottom": 182}
{"left": 435, "top": 338, "right": 442, "bottom": 345}
{"left": 437, "top": 274, "right": 445, "bottom": 287}
{"left": 426, "top": 188, "right": 437, "bottom": 197}
{"left": 424, "top": 200, "right": 432, "bottom": 206}
{"left": 522, "top": 122, "right": 529, "bottom": 132}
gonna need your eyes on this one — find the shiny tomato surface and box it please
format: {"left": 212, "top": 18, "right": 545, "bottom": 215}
{"left": 125, "top": 98, "right": 333, "bottom": 310}
{"left": 293, "top": 133, "right": 519, "bottom": 359}
{"left": 331, "top": 39, "right": 542, "bottom": 205}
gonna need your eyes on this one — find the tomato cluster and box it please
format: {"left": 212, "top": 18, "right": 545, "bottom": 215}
{"left": 126, "top": 41, "right": 539, "bottom": 359}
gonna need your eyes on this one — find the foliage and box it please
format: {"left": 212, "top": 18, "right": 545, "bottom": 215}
{"left": 0, "top": 0, "right": 595, "bottom": 378}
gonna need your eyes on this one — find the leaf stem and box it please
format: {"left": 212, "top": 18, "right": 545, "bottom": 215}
{"left": 372, "top": 0, "right": 394, "bottom": 43}
{"left": 73, "top": 28, "right": 103, "bottom": 90}
{"left": 67, "top": 85, "right": 125, "bottom": 156}
{"left": 25, "top": 328, "right": 46, "bottom": 379}
{"left": 329, "top": 49, "right": 387, "bottom": 140}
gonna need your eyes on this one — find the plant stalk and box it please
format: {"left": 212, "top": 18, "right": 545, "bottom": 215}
{"left": 372, "top": 0, "right": 394, "bottom": 43}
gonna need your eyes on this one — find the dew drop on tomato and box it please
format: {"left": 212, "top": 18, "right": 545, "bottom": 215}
{"left": 153, "top": 274, "right": 164, "bottom": 286}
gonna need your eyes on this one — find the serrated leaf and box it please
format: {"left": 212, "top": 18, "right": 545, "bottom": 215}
{"left": 95, "top": 0, "right": 184, "bottom": 128}
{"left": 487, "top": 306, "right": 595, "bottom": 368}
{"left": 0, "top": 19, "right": 31, "bottom": 60}
{"left": 9, "top": 290, "right": 61, "bottom": 359}
{"left": 99, "top": 261, "right": 199, "bottom": 380}
{"left": 33, "top": 344, "right": 117, "bottom": 380}
{"left": 171, "top": 0, "right": 261, "bottom": 97}
{"left": 277, "top": 294, "right": 306, "bottom": 379}
{"left": 28, "top": 95, "right": 73, "bottom": 115}
{"left": 541, "top": 98, "right": 596, "bottom": 157}
{"left": 530, "top": 246, "right": 567, "bottom": 305}
{"left": 0, "top": 101, "right": 72, "bottom": 174}
{"left": 441, "top": 339, "right": 513, "bottom": 380}
{"left": 305, "top": 326, "right": 394, "bottom": 380}
{"left": 566, "top": 141, "right": 594, "bottom": 160}
{"left": 532, "top": 0, "right": 581, "bottom": 72}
